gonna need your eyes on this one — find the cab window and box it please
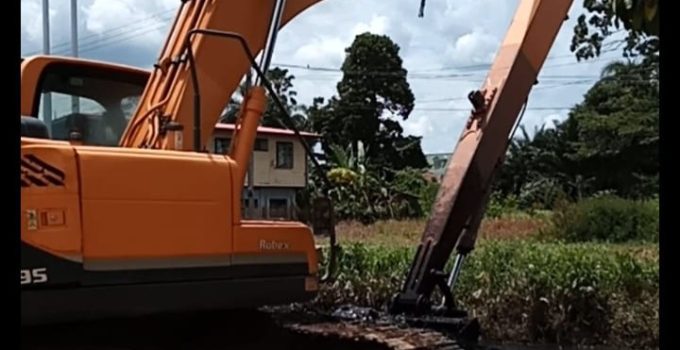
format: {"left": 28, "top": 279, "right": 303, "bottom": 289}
{"left": 34, "top": 65, "right": 146, "bottom": 146}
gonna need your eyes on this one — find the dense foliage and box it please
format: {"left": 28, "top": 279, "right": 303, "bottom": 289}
{"left": 494, "top": 57, "right": 658, "bottom": 208}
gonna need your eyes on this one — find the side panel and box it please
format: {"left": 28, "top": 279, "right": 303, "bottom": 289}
{"left": 20, "top": 144, "right": 319, "bottom": 324}
{"left": 21, "top": 143, "right": 82, "bottom": 288}
{"left": 75, "top": 148, "right": 234, "bottom": 277}
{"left": 233, "top": 221, "right": 318, "bottom": 277}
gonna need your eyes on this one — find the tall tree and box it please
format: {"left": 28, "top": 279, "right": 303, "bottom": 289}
{"left": 566, "top": 58, "right": 659, "bottom": 197}
{"left": 310, "top": 32, "right": 427, "bottom": 173}
{"left": 571, "top": 0, "right": 659, "bottom": 61}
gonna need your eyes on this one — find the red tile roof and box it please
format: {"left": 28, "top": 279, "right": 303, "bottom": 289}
{"left": 214, "top": 123, "right": 320, "bottom": 138}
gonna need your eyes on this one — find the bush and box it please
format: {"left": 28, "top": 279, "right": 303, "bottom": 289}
{"left": 548, "top": 196, "right": 658, "bottom": 243}
{"left": 418, "top": 181, "right": 439, "bottom": 215}
{"left": 486, "top": 192, "right": 520, "bottom": 218}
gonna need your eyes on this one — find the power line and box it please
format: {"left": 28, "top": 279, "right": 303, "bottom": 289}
{"left": 416, "top": 107, "right": 572, "bottom": 112}
{"left": 289, "top": 63, "right": 657, "bottom": 83}
{"left": 22, "top": 8, "right": 176, "bottom": 56}
{"left": 272, "top": 48, "right": 623, "bottom": 76}
{"left": 318, "top": 104, "right": 574, "bottom": 112}
{"left": 70, "top": 19, "right": 173, "bottom": 56}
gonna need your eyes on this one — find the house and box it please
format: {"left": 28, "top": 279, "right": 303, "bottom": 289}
{"left": 425, "top": 152, "right": 452, "bottom": 181}
{"left": 209, "top": 123, "right": 320, "bottom": 220}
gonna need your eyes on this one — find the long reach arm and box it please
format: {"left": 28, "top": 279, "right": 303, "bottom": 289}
{"left": 391, "top": 0, "right": 574, "bottom": 315}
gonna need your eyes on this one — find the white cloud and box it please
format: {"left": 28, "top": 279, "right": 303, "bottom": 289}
{"left": 292, "top": 37, "right": 347, "bottom": 67}
{"left": 403, "top": 114, "right": 434, "bottom": 137}
{"left": 352, "top": 15, "right": 389, "bottom": 36}
{"left": 21, "top": 0, "right": 59, "bottom": 55}
{"left": 21, "top": 0, "right": 44, "bottom": 43}
{"left": 446, "top": 29, "right": 499, "bottom": 65}
{"left": 542, "top": 113, "right": 567, "bottom": 129}
{"left": 83, "top": 0, "right": 173, "bottom": 49}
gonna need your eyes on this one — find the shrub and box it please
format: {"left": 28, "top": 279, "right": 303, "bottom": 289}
{"left": 548, "top": 195, "right": 658, "bottom": 243}
{"left": 486, "top": 192, "right": 520, "bottom": 218}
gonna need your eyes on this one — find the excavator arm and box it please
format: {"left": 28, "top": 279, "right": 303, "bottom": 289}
{"left": 391, "top": 0, "right": 574, "bottom": 316}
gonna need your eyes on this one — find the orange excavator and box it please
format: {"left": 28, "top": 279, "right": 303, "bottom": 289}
{"left": 20, "top": 0, "right": 573, "bottom": 330}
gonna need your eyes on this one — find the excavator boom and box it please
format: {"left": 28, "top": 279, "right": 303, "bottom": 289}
{"left": 119, "top": 0, "right": 320, "bottom": 152}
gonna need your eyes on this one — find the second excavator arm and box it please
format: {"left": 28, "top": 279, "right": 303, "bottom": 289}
{"left": 391, "top": 0, "right": 574, "bottom": 316}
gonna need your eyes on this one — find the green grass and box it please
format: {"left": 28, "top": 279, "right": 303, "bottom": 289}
{"left": 315, "top": 240, "right": 659, "bottom": 349}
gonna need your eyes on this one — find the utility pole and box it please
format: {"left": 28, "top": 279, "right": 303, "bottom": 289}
{"left": 42, "top": 0, "right": 52, "bottom": 127}
{"left": 70, "top": 0, "right": 80, "bottom": 113}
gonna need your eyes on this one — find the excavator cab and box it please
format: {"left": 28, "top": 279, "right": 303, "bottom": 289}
{"left": 20, "top": 55, "right": 321, "bottom": 325}
{"left": 20, "top": 56, "right": 148, "bottom": 146}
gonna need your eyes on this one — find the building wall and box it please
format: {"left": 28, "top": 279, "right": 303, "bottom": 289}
{"left": 209, "top": 130, "right": 311, "bottom": 221}
{"left": 210, "top": 131, "right": 309, "bottom": 188}
{"left": 425, "top": 153, "right": 452, "bottom": 180}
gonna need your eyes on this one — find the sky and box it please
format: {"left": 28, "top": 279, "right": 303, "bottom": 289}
{"left": 21, "top": 0, "right": 626, "bottom": 154}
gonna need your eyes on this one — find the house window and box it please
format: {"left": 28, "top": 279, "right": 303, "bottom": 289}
{"left": 214, "top": 137, "right": 231, "bottom": 154}
{"left": 276, "top": 141, "right": 294, "bottom": 169}
{"left": 268, "top": 198, "right": 288, "bottom": 219}
{"left": 254, "top": 138, "right": 268, "bottom": 152}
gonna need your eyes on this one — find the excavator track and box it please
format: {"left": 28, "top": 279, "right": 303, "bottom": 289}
{"left": 21, "top": 307, "right": 479, "bottom": 350}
